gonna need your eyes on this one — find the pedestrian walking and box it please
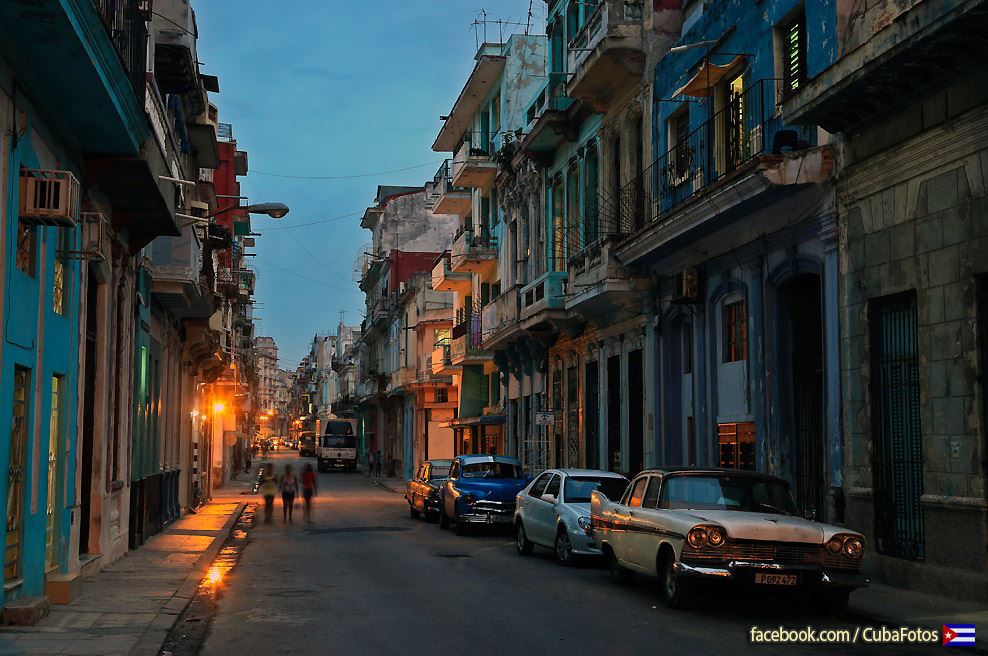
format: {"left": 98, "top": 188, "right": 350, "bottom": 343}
{"left": 259, "top": 464, "right": 277, "bottom": 524}
{"left": 301, "top": 463, "right": 317, "bottom": 523}
{"left": 279, "top": 464, "right": 298, "bottom": 523}
{"left": 373, "top": 450, "right": 383, "bottom": 477}
{"left": 243, "top": 449, "right": 252, "bottom": 472}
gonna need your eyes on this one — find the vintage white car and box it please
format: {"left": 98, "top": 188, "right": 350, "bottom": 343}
{"left": 591, "top": 468, "right": 868, "bottom": 614}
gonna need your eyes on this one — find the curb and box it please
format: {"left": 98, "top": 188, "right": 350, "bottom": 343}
{"left": 131, "top": 501, "right": 247, "bottom": 656}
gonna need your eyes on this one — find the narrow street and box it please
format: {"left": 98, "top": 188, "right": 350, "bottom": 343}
{"left": 200, "top": 452, "right": 933, "bottom": 656}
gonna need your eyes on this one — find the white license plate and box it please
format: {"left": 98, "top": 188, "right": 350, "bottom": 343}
{"left": 754, "top": 572, "right": 798, "bottom": 586}
{"left": 487, "top": 514, "right": 511, "bottom": 524}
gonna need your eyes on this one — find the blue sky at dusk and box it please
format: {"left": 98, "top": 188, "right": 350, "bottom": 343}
{"left": 195, "top": 1, "right": 542, "bottom": 370}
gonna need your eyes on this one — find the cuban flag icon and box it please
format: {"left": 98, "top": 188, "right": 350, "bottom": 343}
{"left": 943, "top": 624, "right": 976, "bottom": 647}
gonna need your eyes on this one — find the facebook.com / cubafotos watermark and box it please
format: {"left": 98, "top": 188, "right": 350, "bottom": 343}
{"left": 748, "top": 625, "right": 957, "bottom": 646}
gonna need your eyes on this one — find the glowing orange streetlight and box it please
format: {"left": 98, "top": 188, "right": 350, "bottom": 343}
{"left": 213, "top": 402, "right": 226, "bottom": 414}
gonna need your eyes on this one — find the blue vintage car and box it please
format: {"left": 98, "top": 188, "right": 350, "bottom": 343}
{"left": 438, "top": 455, "right": 532, "bottom": 535}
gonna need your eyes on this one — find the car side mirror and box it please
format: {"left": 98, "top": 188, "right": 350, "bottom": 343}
{"left": 541, "top": 493, "right": 557, "bottom": 505}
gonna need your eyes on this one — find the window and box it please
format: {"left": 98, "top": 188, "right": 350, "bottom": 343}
{"left": 780, "top": 12, "right": 807, "bottom": 97}
{"left": 551, "top": 178, "right": 565, "bottom": 271}
{"left": 722, "top": 300, "right": 747, "bottom": 362}
{"left": 530, "top": 472, "right": 552, "bottom": 498}
{"left": 628, "top": 477, "right": 648, "bottom": 507}
{"left": 434, "top": 387, "right": 448, "bottom": 404}
{"left": 718, "top": 421, "right": 756, "bottom": 470}
{"left": 491, "top": 91, "right": 501, "bottom": 133}
{"left": 583, "top": 143, "right": 599, "bottom": 245}
{"left": 870, "top": 291, "right": 924, "bottom": 559}
{"left": 544, "top": 474, "right": 561, "bottom": 498}
{"left": 53, "top": 228, "right": 70, "bottom": 315}
{"left": 669, "top": 108, "right": 691, "bottom": 180}
{"left": 566, "top": 165, "right": 580, "bottom": 254}
{"left": 642, "top": 476, "right": 662, "bottom": 508}
{"left": 46, "top": 375, "right": 65, "bottom": 568}
{"left": 566, "top": 1, "right": 581, "bottom": 40}
{"left": 16, "top": 219, "right": 36, "bottom": 276}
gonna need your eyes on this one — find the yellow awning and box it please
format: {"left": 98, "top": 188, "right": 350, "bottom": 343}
{"left": 673, "top": 56, "right": 746, "bottom": 98}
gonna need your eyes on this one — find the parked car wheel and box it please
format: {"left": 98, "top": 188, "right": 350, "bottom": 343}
{"left": 607, "top": 547, "right": 635, "bottom": 585}
{"left": 455, "top": 516, "right": 470, "bottom": 536}
{"left": 658, "top": 551, "right": 694, "bottom": 610}
{"left": 515, "top": 521, "right": 534, "bottom": 555}
{"left": 814, "top": 588, "right": 850, "bottom": 617}
{"left": 554, "top": 529, "right": 574, "bottom": 565}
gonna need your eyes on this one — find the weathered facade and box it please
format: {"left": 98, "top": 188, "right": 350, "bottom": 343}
{"left": 784, "top": 0, "right": 988, "bottom": 600}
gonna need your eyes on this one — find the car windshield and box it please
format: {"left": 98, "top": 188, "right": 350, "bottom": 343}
{"left": 657, "top": 474, "right": 798, "bottom": 515}
{"left": 564, "top": 476, "right": 628, "bottom": 503}
{"left": 320, "top": 435, "right": 356, "bottom": 448}
{"left": 461, "top": 462, "right": 523, "bottom": 479}
{"left": 430, "top": 466, "right": 450, "bottom": 480}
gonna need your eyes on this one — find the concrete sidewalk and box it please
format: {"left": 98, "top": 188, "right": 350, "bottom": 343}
{"left": 0, "top": 476, "right": 252, "bottom": 656}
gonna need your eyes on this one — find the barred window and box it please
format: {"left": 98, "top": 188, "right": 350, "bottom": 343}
{"left": 722, "top": 300, "right": 747, "bottom": 362}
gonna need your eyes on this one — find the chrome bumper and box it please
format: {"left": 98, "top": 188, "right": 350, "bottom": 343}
{"left": 674, "top": 561, "right": 869, "bottom": 588}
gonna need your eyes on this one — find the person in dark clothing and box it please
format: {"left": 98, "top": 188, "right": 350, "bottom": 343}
{"left": 301, "top": 463, "right": 317, "bottom": 523}
{"left": 279, "top": 464, "right": 298, "bottom": 523}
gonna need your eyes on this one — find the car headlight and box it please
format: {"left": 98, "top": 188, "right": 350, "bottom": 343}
{"left": 686, "top": 526, "right": 708, "bottom": 548}
{"left": 462, "top": 493, "right": 475, "bottom": 505}
{"left": 706, "top": 527, "right": 725, "bottom": 547}
{"left": 826, "top": 536, "right": 844, "bottom": 554}
{"left": 578, "top": 516, "right": 592, "bottom": 536}
{"left": 843, "top": 537, "right": 864, "bottom": 558}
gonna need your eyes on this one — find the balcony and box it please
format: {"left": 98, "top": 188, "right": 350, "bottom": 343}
{"left": 152, "top": 0, "right": 199, "bottom": 96}
{"left": 520, "top": 272, "right": 567, "bottom": 321}
{"left": 451, "top": 137, "right": 497, "bottom": 189}
{"left": 432, "top": 340, "right": 454, "bottom": 374}
{"left": 413, "top": 368, "right": 453, "bottom": 387}
{"left": 388, "top": 367, "right": 417, "bottom": 394}
{"left": 481, "top": 285, "right": 522, "bottom": 348}
{"left": 0, "top": 0, "right": 149, "bottom": 154}
{"left": 450, "top": 226, "right": 498, "bottom": 277}
{"left": 431, "top": 253, "right": 472, "bottom": 293}
{"left": 782, "top": 0, "right": 988, "bottom": 133}
{"left": 450, "top": 305, "right": 492, "bottom": 366}
{"left": 566, "top": 0, "right": 645, "bottom": 112}
{"left": 432, "top": 160, "right": 472, "bottom": 216}
{"left": 615, "top": 78, "right": 828, "bottom": 267}
{"left": 519, "top": 79, "right": 585, "bottom": 166}
{"left": 149, "top": 225, "right": 213, "bottom": 320}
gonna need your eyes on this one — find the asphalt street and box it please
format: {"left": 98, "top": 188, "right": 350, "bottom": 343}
{"left": 199, "top": 451, "right": 939, "bottom": 656}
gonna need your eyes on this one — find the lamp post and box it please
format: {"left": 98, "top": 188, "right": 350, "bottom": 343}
{"left": 177, "top": 202, "right": 290, "bottom": 226}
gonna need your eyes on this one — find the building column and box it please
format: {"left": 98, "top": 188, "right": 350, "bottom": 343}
{"left": 821, "top": 228, "right": 843, "bottom": 522}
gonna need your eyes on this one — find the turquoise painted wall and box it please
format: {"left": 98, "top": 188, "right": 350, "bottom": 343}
{"left": 0, "top": 124, "right": 81, "bottom": 602}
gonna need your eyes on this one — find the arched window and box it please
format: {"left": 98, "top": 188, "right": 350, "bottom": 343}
{"left": 566, "top": 1, "right": 581, "bottom": 41}
{"left": 551, "top": 177, "right": 565, "bottom": 271}
{"left": 583, "top": 142, "right": 600, "bottom": 244}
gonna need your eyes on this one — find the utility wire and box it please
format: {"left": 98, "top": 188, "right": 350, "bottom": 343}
{"left": 262, "top": 210, "right": 364, "bottom": 231}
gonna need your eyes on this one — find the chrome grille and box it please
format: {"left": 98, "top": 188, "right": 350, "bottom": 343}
{"left": 682, "top": 540, "right": 858, "bottom": 570}
{"left": 473, "top": 499, "right": 514, "bottom": 514}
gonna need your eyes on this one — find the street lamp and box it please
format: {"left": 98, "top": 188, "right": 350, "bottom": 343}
{"left": 177, "top": 202, "right": 290, "bottom": 226}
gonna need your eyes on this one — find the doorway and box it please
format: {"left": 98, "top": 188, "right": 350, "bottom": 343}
{"left": 606, "top": 356, "right": 621, "bottom": 471}
{"left": 79, "top": 266, "right": 98, "bottom": 555}
{"left": 780, "top": 274, "right": 825, "bottom": 518}
{"left": 628, "top": 349, "right": 644, "bottom": 475}
{"left": 584, "top": 362, "right": 599, "bottom": 469}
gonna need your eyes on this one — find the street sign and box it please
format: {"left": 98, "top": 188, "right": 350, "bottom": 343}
{"left": 535, "top": 411, "right": 554, "bottom": 426}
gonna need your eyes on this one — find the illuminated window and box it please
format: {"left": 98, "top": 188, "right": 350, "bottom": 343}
{"left": 718, "top": 421, "right": 755, "bottom": 470}
{"left": 781, "top": 12, "right": 807, "bottom": 97}
{"left": 722, "top": 300, "right": 747, "bottom": 362}
{"left": 46, "top": 375, "right": 65, "bottom": 568}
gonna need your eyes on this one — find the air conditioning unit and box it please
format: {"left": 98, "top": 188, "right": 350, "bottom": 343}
{"left": 673, "top": 265, "right": 700, "bottom": 303}
{"left": 399, "top": 281, "right": 407, "bottom": 294}
{"left": 19, "top": 169, "right": 80, "bottom": 228}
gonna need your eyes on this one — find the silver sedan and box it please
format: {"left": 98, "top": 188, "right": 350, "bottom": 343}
{"left": 514, "top": 469, "right": 628, "bottom": 564}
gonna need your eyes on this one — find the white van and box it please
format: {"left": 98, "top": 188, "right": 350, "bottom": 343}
{"left": 317, "top": 419, "right": 358, "bottom": 472}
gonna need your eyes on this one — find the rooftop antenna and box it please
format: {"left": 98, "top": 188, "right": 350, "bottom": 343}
{"left": 526, "top": 0, "right": 533, "bottom": 34}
